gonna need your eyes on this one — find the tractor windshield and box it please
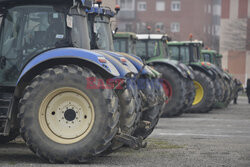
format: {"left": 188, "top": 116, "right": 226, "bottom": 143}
{"left": 202, "top": 53, "right": 212, "bottom": 63}
{"left": 92, "top": 16, "right": 114, "bottom": 51}
{"left": 168, "top": 46, "right": 190, "bottom": 64}
{"left": 114, "top": 38, "right": 136, "bottom": 55}
{"left": 0, "top": 5, "right": 91, "bottom": 86}
{"left": 136, "top": 40, "right": 161, "bottom": 59}
{"left": 191, "top": 44, "right": 201, "bottom": 62}
{"left": 0, "top": 5, "right": 67, "bottom": 85}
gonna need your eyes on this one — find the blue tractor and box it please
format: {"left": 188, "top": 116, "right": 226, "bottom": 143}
{"left": 0, "top": 0, "right": 150, "bottom": 163}
{"left": 86, "top": 3, "right": 165, "bottom": 144}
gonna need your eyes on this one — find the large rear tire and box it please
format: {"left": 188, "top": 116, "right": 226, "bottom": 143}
{"left": 188, "top": 70, "right": 215, "bottom": 113}
{"left": 108, "top": 79, "right": 141, "bottom": 150}
{"left": 225, "top": 79, "right": 234, "bottom": 106}
{"left": 133, "top": 105, "right": 161, "bottom": 139}
{"left": 154, "top": 65, "right": 186, "bottom": 117}
{"left": 213, "top": 76, "right": 224, "bottom": 103}
{"left": 133, "top": 78, "right": 163, "bottom": 139}
{"left": 183, "top": 78, "right": 195, "bottom": 112}
{"left": 18, "top": 65, "right": 119, "bottom": 163}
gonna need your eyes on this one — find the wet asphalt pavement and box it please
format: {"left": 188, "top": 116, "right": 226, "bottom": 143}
{"left": 0, "top": 96, "right": 250, "bottom": 167}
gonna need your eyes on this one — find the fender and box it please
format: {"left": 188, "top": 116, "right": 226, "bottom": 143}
{"left": 223, "top": 71, "right": 232, "bottom": 81}
{"left": 17, "top": 48, "right": 120, "bottom": 85}
{"left": 198, "top": 61, "right": 224, "bottom": 79}
{"left": 93, "top": 50, "right": 132, "bottom": 77}
{"left": 112, "top": 51, "right": 157, "bottom": 77}
{"left": 99, "top": 50, "right": 139, "bottom": 74}
{"left": 146, "top": 59, "right": 190, "bottom": 79}
{"left": 209, "top": 63, "right": 225, "bottom": 78}
{"left": 189, "top": 63, "right": 216, "bottom": 80}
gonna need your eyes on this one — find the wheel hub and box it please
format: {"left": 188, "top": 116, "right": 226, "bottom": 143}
{"left": 162, "top": 80, "right": 172, "bottom": 103}
{"left": 192, "top": 81, "right": 204, "bottom": 106}
{"left": 39, "top": 87, "right": 95, "bottom": 144}
{"left": 64, "top": 109, "right": 76, "bottom": 121}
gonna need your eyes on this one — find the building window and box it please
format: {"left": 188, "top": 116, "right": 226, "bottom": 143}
{"left": 137, "top": 22, "right": 146, "bottom": 33}
{"left": 118, "top": 0, "right": 135, "bottom": 11}
{"left": 213, "top": 4, "right": 221, "bottom": 16}
{"left": 203, "top": 26, "right": 206, "bottom": 33}
{"left": 208, "top": 26, "right": 211, "bottom": 34}
{"left": 125, "top": 24, "right": 132, "bottom": 32}
{"left": 171, "top": 22, "right": 180, "bottom": 32}
{"left": 138, "top": 2, "right": 147, "bottom": 11}
{"left": 208, "top": 4, "right": 211, "bottom": 13}
{"left": 171, "top": 1, "right": 181, "bottom": 11}
{"left": 214, "top": 25, "right": 220, "bottom": 36}
{"left": 204, "top": 4, "right": 207, "bottom": 13}
{"left": 156, "top": 1, "right": 165, "bottom": 11}
{"left": 155, "top": 22, "right": 164, "bottom": 31}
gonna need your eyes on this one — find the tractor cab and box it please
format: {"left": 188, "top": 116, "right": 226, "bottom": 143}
{"left": 136, "top": 34, "right": 168, "bottom": 61}
{"left": 87, "top": 6, "right": 115, "bottom": 51}
{"left": 0, "top": 0, "right": 91, "bottom": 86}
{"left": 113, "top": 32, "right": 137, "bottom": 55}
{"left": 167, "top": 41, "right": 204, "bottom": 65}
{"left": 201, "top": 49, "right": 222, "bottom": 68}
{"left": 201, "top": 50, "right": 217, "bottom": 64}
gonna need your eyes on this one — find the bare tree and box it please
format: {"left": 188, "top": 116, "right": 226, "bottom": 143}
{"left": 220, "top": 18, "right": 248, "bottom": 51}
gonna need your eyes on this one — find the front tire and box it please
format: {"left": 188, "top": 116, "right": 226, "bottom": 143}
{"left": 183, "top": 78, "right": 195, "bottom": 112}
{"left": 18, "top": 65, "right": 119, "bottom": 163}
{"left": 154, "top": 65, "right": 186, "bottom": 117}
{"left": 188, "top": 70, "right": 215, "bottom": 113}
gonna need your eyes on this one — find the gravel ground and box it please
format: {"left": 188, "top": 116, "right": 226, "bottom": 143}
{"left": 0, "top": 96, "right": 250, "bottom": 167}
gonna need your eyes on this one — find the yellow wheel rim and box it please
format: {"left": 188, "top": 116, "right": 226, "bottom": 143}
{"left": 192, "top": 81, "right": 204, "bottom": 106}
{"left": 39, "top": 87, "right": 95, "bottom": 144}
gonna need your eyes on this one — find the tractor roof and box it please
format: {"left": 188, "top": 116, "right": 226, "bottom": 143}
{"left": 0, "top": 0, "right": 92, "bottom": 8}
{"left": 86, "top": 6, "right": 115, "bottom": 17}
{"left": 136, "top": 34, "right": 169, "bottom": 40}
{"left": 114, "top": 32, "right": 137, "bottom": 39}
{"left": 201, "top": 50, "right": 222, "bottom": 58}
{"left": 201, "top": 50, "right": 217, "bottom": 54}
{"left": 168, "top": 40, "right": 204, "bottom": 46}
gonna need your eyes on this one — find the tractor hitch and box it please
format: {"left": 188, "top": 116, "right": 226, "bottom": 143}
{"left": 114, "top": 133, "right": 147, "bottom": 150}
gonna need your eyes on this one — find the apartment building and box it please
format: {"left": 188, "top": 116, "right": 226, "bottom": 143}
{"left": 116, "top": 0, "right": 221, "bottom": 51}
{"left": 220, "top": 0, "right": 250, "bottom": 84}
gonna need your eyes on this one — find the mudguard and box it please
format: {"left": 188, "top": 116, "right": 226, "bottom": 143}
{"left": 209, "top": 63, "right": 225, "bottom": 78}
{"left": 146, "top": 59, "right": 193, "bottom": 79}
{"left": 189, "top": 63, "right": 217, "bottom": 80}
{"left": 223, "top": 71, "right": 232, "bottom": 81}
{"left": 17, "top": 48, "right": 120, "bottom": 84}
{"left": 114, "top": 52, "right": 157, "bottom": 77}
{"left": 96, "top": 51, "right": 138, "bottom": 74}
{"left": 93, "top": 50, "right": 134, "bottom": 77}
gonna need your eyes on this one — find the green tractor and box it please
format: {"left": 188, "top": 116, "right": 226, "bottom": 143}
{"left": 113, "top": 32, "right": 137, "bottom": 55}
{"left": 168, "top": 40, "right": 229, "bottom": 112}
{"left": 133, "top": 33, "right": 195, "bottom": 117}
{"left": 201, "top": 50, "right": 221, "bottom": 67}
{"left": 201, "top": 49, "right": 235, "bottom": 107}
